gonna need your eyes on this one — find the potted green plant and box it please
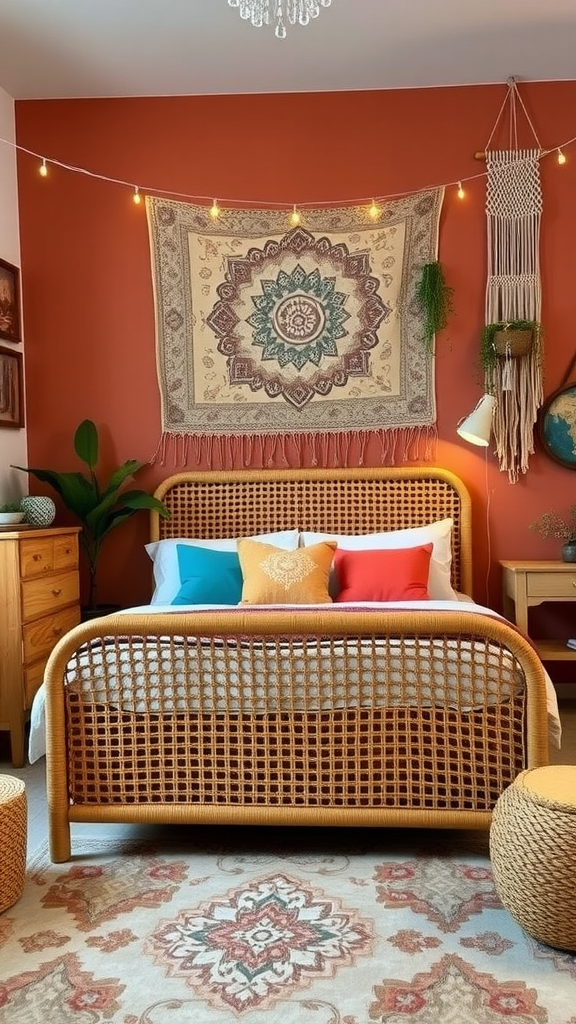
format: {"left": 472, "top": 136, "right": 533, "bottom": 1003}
{"left": 530, "top": 505, "right": 576, "bottom": 562}
{"left": 416, "top": 261, "right": 454, "bottom": 351}
{"left": 0, "top": 501, "right": 25, "bottom": 526}
{"left": 12, "top": 419, "right": 170, "bottom": 610}
{"left": 480, "top": 319, "right": 541, "bottom": 374}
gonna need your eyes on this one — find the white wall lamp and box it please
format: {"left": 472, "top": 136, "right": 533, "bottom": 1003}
{"left": 457, "top": 394, "right": 496, "bottom": 447}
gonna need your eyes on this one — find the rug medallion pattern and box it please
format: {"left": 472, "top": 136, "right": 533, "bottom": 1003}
{"left": 0, "top": 830, "right": 574, "bottom": 1023}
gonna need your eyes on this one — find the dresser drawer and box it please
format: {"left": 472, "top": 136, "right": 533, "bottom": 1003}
{"left": 54, "top": 533, "right": 79, "bottom": 571}
{"left": 23, "top": 659, "right": 47, "bottom": 710}
{"left": 22, "top": 605, "right": 81, "bottom": 665}
{"left": 21, "top": 570, "right": 80, "bottom": 622}
{"left": 20, "top": 537, "right": 56, "bottom": 578}
{"left": 527, "top": 572, "right": 576, "bottom": 599}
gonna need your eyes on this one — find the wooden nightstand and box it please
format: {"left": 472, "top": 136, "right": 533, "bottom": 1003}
{"left": 0, "top": 526, "right": 81, "bottom": 766}
{"left": 500, "top": 559, "right": 576, "bottom": 662}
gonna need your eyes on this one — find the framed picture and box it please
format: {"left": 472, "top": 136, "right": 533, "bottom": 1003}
{"left": 0, "top": 257, "right": 21, "bottom": 343}
{"left": 0, "top": 346, "right": 24, "bottom": 428}
{"left": 538, "top": 382, "right": 576, "bottom": 469}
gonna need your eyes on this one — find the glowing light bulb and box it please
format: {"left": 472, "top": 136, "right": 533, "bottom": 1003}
{"left": 369, "top": 200, "right": 380, "bottom": 220}
{"left": 210, "top": 199, "right": 220, "bottom": 219}
{"left": 557, "top": 148, "right": 567, "bottom": 165}
{"left": 39, "top": 159, "right": 48, "bottom": 178}
{"left": 457, "top": 181, "right": 465, "bottom": 199}
{"left": 290, "top": 205, "right": 301, "bottom": 227}
{"left": 133, "top": 186, "right": 141, "bottom": 205}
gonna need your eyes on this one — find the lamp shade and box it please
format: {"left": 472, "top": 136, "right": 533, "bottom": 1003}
{"left": 457, "top": 394, "right": 496, "bottom": 447}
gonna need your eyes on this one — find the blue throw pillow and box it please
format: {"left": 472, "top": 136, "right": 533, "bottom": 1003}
{"left": 171, "top": 544, "right": 243, "bottom": 605}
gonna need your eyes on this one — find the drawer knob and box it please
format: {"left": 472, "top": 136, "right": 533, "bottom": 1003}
{"left": 33, "top": 554, "right": 42, "bottom": 562}
{"left": 52, "top": 588, "right": 62, "bottom": 596}
{"left": 53, "top": 626, "right": 63, "bottom": 636}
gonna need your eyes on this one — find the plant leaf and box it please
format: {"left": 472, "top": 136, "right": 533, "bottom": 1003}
{"left": 74, "top": 419, "right": 99, "bottom": 470}
{"left": 100, "top": 460, "right": 144, "bottom": 500}
{"left": 10, "top": 467, "right": 97, "bottom": 521}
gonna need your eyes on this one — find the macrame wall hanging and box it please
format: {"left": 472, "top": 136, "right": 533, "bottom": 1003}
{"left": 484, "top": 78, "right": 544, "bottom": 483}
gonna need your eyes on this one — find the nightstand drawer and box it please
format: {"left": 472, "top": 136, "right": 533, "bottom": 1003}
{"left": 22, "top": 606, "right": 80, "bottom": 665}
{"left": 526, "top": 572, "right": 576, "bottom": 598}
{"left": 21, "top": 570, "right": 80, "bottom": 621}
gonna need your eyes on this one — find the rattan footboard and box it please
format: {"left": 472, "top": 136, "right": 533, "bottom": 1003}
{"left": 44, "top": 608, "right": 550, "bottom": 861}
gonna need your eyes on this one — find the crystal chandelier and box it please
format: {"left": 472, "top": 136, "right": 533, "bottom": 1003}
{"left": 228, "top": 1, "right": 333, "bottom": 40}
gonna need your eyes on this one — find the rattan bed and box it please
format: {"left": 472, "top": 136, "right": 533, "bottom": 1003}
{"left": 42, "top": 466, "right": 551, "bottom": 862}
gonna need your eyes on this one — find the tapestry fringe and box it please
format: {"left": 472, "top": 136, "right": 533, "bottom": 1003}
{"left": 150, "top": 427, "right": 438, "bottom": 471}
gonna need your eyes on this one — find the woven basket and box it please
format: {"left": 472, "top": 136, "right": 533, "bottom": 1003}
{"left": 489, "top": 766, "right": 576, "bottom": 951}
{"left": 0, "top": 775, "right": 27, "bottom": 913}
{"left": 493, "top": 329, "right": 533, "bottom": 359}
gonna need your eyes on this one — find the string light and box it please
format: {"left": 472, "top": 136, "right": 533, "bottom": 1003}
{"left": 209, "top": 199, "right": 220, "bottom": 219}
{"left": 2, "top": 129, "right": 576, "bottom": 214}
{"left": 133, "top": 186, "right": 141, "bottom": 205}
{"left": 368, "top": 199, "right": 380, "bottom": 220}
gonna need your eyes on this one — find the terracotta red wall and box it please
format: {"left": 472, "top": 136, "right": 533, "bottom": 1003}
{"left": 14, "top": 83, "right": 576, "bottom": 668}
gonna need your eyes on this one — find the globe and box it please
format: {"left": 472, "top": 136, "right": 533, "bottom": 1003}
{"left": 540, "top": 384, "right": 576, "bottom": 468}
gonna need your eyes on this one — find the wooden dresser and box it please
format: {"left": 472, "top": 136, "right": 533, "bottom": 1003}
{"left": 0, "top": 526, "right": 81, "bottom": 766}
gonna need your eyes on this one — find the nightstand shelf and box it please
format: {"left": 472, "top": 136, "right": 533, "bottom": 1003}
{"left": 500, "top": 559, "right": 576, "bottom": 661}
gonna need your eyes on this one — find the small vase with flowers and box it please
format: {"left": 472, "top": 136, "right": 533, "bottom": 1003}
{"left": 530, "top": 505, "right": 576, "bottom": 562}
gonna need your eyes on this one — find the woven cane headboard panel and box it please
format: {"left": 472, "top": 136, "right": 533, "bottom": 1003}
{"left": 151, "top": 466, "right": 472, "bottom": 595}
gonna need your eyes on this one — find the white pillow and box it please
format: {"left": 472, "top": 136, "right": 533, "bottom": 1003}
{"left": 146, "top": 530, "right": 300, "bottom": 604}
{"left": 300, "top": 519, "right": 457, "bottom": 601}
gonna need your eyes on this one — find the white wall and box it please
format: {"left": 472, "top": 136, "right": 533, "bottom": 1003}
{"left": 0, "top": 86, "right": 27, "bottom": 502}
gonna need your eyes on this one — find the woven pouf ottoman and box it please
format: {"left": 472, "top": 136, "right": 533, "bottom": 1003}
{"left": 0, "top": 775, "right": 27, "bottom": 913}
{"left": 490, "top": 765, "right": 576, "bottom": 951}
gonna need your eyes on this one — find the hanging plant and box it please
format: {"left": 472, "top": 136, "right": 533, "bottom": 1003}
{"left": 480, "top": 319, "right": 541, "bottom": 374}
{"left": 416, "top": 262, "right": 454, "bottom": 351}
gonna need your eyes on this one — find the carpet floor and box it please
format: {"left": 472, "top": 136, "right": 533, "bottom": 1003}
{"left": 0, "top": 826, "right": 575, "bottom": 1023}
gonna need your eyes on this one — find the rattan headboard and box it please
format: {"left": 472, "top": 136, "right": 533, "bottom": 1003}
{"left": 151, "top": 466, "right": 473, "bottom": 595}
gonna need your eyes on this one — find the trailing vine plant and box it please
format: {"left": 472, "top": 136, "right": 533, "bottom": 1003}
{"left": 480, "top": 318, "right": 541, "bottom": 376}
{"left": 416, "top": 262, "right": 454, "bottom": 352}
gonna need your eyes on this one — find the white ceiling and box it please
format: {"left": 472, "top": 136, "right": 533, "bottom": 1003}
{"left": 1, "top": 0, "right": 576, "bottom": 101}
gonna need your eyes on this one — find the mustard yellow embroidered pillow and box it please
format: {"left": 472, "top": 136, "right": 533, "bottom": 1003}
{"left": 237, "top": 538, "right": 337, "bottom": 605}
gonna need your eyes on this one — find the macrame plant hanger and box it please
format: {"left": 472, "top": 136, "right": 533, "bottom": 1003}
{"left": 484, "top": 77, "right": 544, "bottom": 483}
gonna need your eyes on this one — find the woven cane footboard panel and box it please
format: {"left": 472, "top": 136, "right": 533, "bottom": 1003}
{"left": 65, "top": 699, "right": 525, "bottom": 813}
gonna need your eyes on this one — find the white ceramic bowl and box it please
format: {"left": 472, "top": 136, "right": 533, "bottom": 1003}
{"left": 0, "top": 511, "right": 26, "bottom": 525}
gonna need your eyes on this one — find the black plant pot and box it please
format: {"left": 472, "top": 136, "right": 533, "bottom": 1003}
{"left": 81, "top": 604, "right": 122, "bottom": 622}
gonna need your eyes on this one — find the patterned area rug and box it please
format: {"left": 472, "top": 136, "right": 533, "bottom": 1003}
{"left": 1, "top": 827, "right": 575, "bottom": 1023}
{"left": 146, "top": 190, "right": 443, "bottom": 467}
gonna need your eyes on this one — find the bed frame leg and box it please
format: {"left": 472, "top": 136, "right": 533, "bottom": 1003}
{"left": 49, "top": 817, "right": 71, "bottom": 862}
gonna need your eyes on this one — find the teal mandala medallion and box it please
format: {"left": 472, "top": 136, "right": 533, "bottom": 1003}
{"left": 206, "top": 227, "right": 391, "bottom": 409}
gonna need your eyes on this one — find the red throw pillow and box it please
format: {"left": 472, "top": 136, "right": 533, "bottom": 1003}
{"left": 333, "top": 544, "right": 433, "bottom": 602}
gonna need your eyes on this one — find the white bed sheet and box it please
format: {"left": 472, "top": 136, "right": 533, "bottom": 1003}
{"left": 28, "top": 599, "right": 562, "bottom": 762}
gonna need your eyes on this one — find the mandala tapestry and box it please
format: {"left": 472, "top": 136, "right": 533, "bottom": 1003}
{"left": 146, "top": 190, "right": 444, "bottom": 467}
